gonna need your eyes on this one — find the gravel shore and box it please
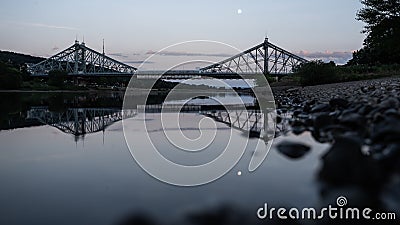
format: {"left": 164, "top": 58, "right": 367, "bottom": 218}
{"left": 272, "top": 77, "right": 400, "bottom": 221}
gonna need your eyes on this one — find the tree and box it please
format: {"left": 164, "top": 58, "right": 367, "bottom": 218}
{"left": 0, "top": 62, "right": 22, "bottom": 89}
{"left": 349, "top": 0, "right": 400, "bottom": 65}
{"left": 48, "top": 70, "right": 67, "bottom": 87}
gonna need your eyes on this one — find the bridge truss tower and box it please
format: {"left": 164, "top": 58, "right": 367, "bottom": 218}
{"left": 29, "top": 41, "right": 137, "bottom": 76}
{"left": 200, "top": 38, "right": 308, "bottom": 76}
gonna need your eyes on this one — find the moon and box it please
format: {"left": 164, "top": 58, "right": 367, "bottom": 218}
{"left": 237, "top": 9, "right": 242, "bottom": 14}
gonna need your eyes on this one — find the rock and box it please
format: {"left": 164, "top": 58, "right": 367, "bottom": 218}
{"left": 276, "top": 141, "right": 311, "bottom": 159}
{"left": 306, "top": 99, "right": 317, "bottom": 106}
{"left": 360, "top": 87, "right": 368, "bottom": 93}
{"left": 372, "top": 143, "right": 400, "bottom": 163}
{"left": 384, "top": 108, "right": 399, "bottom": 117}
{"left": 292, "top": 110, "right": 302, "bottom": 117}
{"left": 329, "top": 98, "right": 349, "bottom": 108}
{"left": 276, "top": 115, "right": 282, "bottom": 124}
{"left": 339, "top": 113, "right": 365, "bottom": 129}
{"left": 303, "top": 104, "right": 311, "bottom": 113}
{"left": 379, "top": 97, "right": 400, "bottom": 109}
{"left": 358, "top": 104, "right": 374, "bottom": 115}
{"left": 278, "top": 108, "right": 288, "bottom": 114}
{"left": 371, "top": 118, "right": 400, "bottom": 144}
{"left": 381, "top": 173, "right": 400, "bottom": 215}
{"left": 310, "top": 103, "right": 330, "bottom": 113}
{"left": 286, "top": 88, "right": 299, "bottom": 93}
{"left": 292, "top": 126, "right": 307, "bottom": 135}
{"left": 292, "top": 97, "right": 302, "bottom": 104}
{"left": 319, "top": 136, "right": 381, "bottom": 187}
{"left": 323, "top": 124, "right": 351, "bottom": 135}
{"left": 290, "top": 119, "right": 305, "bottom": 127}
{"left": 296, "top": 113, "right": 309, "bottom": 120}
{"left": 314, "top": 114, "right": 334, "bottom": 131}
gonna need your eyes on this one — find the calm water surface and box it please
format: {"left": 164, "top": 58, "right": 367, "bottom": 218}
{"left": 0, "top": 92, "right": 329, "bottom": 225}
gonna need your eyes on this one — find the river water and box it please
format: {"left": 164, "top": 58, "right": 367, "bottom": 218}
{"left": 0, "top": 91, "right": 374, "bottom": 224}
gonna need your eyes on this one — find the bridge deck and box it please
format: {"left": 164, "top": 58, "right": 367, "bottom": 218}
{"left": 31, "top": 70, "right": 286, "bottom": 79}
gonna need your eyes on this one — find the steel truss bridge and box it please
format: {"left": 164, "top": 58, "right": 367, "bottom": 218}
{"left": 29, "top": 38, "right": 308, "bottom": 78}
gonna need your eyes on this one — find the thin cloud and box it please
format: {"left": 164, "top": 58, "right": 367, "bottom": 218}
{"left": 124, "top": 60, "right": 154, "bottom": 64}
{"left": 18, "top": 22, "right": 78, "bottom": 31}
{"left": 109, "top": 53, "right": 129, "bottom": 58}
{"left": 298, "top": 51, "right": 353, "bottom": 64}
{"left": 146, "top": 50, "right": 232, "bottom": 58}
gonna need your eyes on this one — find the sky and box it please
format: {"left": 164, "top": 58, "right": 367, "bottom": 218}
{"left": 0, "top": 0, "right": 366, "bottom": 68}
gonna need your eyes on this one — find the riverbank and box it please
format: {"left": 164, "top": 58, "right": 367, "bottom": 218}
{"left": 273, "top": 76, "right": 400, "bottom": 148}
{"left": 272, "top": 77, "right": 400, "bottom": 214}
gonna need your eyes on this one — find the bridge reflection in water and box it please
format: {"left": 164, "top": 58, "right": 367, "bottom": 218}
{"left": 137, "top": 103, "right": 286, "bottom": 141}
{"left": 27, "top": 107, "right": 137, "bottom": 136}
{"left": 26, "top": 104, "right": 287, "bottom": 142}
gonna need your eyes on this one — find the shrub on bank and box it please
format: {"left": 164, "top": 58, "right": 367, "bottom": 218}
{"left": 295, "top": 60, "right": 340, "bottom": 86}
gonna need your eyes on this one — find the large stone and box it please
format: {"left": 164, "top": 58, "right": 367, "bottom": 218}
{"left": 276, "top": 141, "right": 311, "bottom": 159}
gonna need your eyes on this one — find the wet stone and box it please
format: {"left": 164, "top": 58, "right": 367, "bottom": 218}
{"left": 313, "top": 114, "right": 334, "bottom": 131}
{"left": 319, "top": 136, "right": 381, "bottom": 187}
{"left": 371, "top": 118, "right": 400, "bottom": 144}
{"left": 292, "top": 126, "right": 307, "bottom": 135}
{"left": 292, "top": 110, "right": 302, "bottom": 117}
{"left": 338, "top": 113, "right": 365, "bottom": 129}
{"left": 384, "top": 108, "right": 399, "bottom": 116}
{"left": 379, "top": 97, "right": 400, "bottom": 109}
{"left": 329, "top": 98, "right": 349, "bottom": 108}
{"left": 310, "top": 103, "right": 330, "bottom": 113}
{"left": 276, "top": 141, "right": 311, "bottom": 159}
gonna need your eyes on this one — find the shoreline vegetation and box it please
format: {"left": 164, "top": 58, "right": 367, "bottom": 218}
{"left": 1, "top": 51, "right": 400, "bottom": 92}
{"left": 1, "top": 56, "right": 400, "bottom": 92}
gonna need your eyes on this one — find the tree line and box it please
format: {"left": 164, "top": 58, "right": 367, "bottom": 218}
{"left": 348, "top": 0, "right": 400, "bottom": 65}
{"left": 296, "top": 0, "right": 400, "bottom": 85}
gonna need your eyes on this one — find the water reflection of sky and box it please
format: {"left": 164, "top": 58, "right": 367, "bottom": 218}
{"left": 164, "top": 94, "right": 256, "bottom": 106}
{"left": 0, "top": 115, "right": 329, "bottom": 225}
{"left": 167, "top": 79, "right": 256, "bottom": 88}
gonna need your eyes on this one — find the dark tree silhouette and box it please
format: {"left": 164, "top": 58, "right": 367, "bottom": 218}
{"left": 349, "top": 0, "right": 400, "bottom": 65}
{"left": 0, "top": 62, "right": 22, "bottom": 89}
